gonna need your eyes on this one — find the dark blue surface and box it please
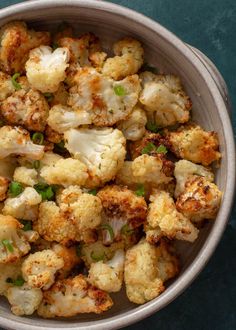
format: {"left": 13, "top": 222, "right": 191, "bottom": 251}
{"left": 0, "top": 1, "right": 235, "bottom": 329}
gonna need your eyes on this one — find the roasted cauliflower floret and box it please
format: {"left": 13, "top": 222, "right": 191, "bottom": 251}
{"left": 176, "top": 176, "right": 222, "bottom": 223}
{"left": 1, "top": 89, "right": 49, "bottom": 131}
{"left": 64, "top": 128, "right": 126, "bottom": 187}
{"left": 0, "top": 126, "right": 44, "bottom": 160}
{"left": 0, "top": 71, "right": 15, "bottom": 100}
{"left": 117, "top": 106, "right": 147, "bottom": 141}
{"left": 102, "top": 37, "right": 144, "bottom": 80}
{"left": 139, "top": 72, "right": 191, "bottom": 127}
{"left": 44, "top": 125, "right": 63, "bottom": 144}
{"left": 0, "top": 214, "right": 31, "bottom": 263}
{"left": 26, "top": 46, "right": 70, "bottom": 93}
{"left": 0, "top": 21, "right": 50, "bottom": 74}
{"left": 50, "top": 82, "right": 69, "bottom": 107}
{"left": 3, "top": 187, "right": 42, "bottom": 221}
{"left": 167, "top": 124, "right": 221, "bottom": 166}
{"left": 97, "top": 185, "right": 147, "bottom": 244}
{"left": 0, "top": 261, "right": 22, "bottom": 295}
{"left": 145, "top": 191, "right": 199, "bottom": 243}
{"left": 6, "top": 284, "right": 43, "bottom": 316}
{"left": 40, "top": 158, "right": 88, "bottom": 187}
{"left": 13, "top": 167, "right": 38, "bottom": 187}
{"left": 88, "top": 249, "right": 125, "bottom": 292}
{"left": 174, "top": 159, "right": 214, "bottom": 198}
{"left": 37, "top": 275, "right": 113, "bottom": 317}
{"left": 0, "top": 156, "right": 17, "bottom": 180}
{"left": 124, "top": 239, "right": 164, "bottom": 304}
{"left": 0, "top": 176, "right": 9, "bottom": 201}
{"left": 22, "top": 250, "right": 64, "bottom": 290}
{"left": 68, "top": 68, "right": 141, "bottom": 126}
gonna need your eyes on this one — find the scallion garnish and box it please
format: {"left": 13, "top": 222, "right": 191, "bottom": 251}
{"left": 2, "top": 239, "right": 14, "bottom": 252}
{"left": 114, "top": 85, "right": 126, "bottom": 96}
{"left": 156, "top": 144, "right": 168, "bottom": 154}
{"left": 88, "top": 189, "right": 97, "bottom": 196}
{"left": 135, "top": 184, "right": 145, "bottom": 197}
{"left": 33, "top": 160, "right": 40, "bottom": 169}
{"left": 20, "top": 220, "right": 32, "bottom": 231}
{"left": 9, "top": 181, "right": 23, "bottom": 197}
{"left": 100, "top": 223, "right": 114, "bottom": 241}
{"left": 141, "top": 142, "right": 156, "bottom": 154}
{"left": 11, "top": 73, "right": 21, "bottom": 90}
{"left": 32, "top": 132, "right": 44, "bottom": 145}
{"left": 90, "top": 251, "right": 105, "bottom": 262}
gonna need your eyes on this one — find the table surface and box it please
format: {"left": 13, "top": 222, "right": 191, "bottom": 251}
{"left": 0, "top": 1, "right": 236, "bottom": 329}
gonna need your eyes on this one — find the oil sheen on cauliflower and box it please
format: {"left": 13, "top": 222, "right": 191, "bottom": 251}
{"left": 102, "top": 37, "right": 144, "bottom": 80}
{"left": 139, "top": 71, "right": 191, "bottom": 127}
{"left": 0, "top": 126, "right": 44, "bottom": 160}
{"left": 145, "top": 191, "right": 199, "bottom": 243}
{"left": 64, "top": 127, "right": 126, "bottom": 187}
{"left": 167, "top": 124, "right": 221, "bottom": 166}
{"left": 22, "top": 250, "right": 64, "bottom": 290}
{"left": 0, "top": 21, "right": 50, "bottom": 74}
{"left": 37, "top": 275, "right": 113, "bottom": 318}
{"left": 68, "top": 67, "right": 141, "bottom": 126}
{"left": 26, "top": 46, "right": 70, "bottom": 93}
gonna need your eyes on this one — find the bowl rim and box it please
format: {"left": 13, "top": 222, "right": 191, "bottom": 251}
{"left": 0, "top": 1, "right": 235, "bottom": 329}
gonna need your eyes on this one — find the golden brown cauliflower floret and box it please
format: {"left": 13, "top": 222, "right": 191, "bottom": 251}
{"left": 68, "top": 67, "right": 141, "bottom": 127}
{"left": 44, "top": 125, "right": 63, "bottom": 144}
{"left": 0, "top": 21, "right": 50, "bottom": 74}
{"left": 0, "top": 126, "right": 44, "bottom": 160}
{"left": 0, "top": 71, "right": 15, "bottom": 100}
{"left": 37, "top": 275, "right": 113, "bottom": 318}
{"left": 124, "top": 239, "right": 164, "bottom": 304}
{"left": 97, "top": 185, "right": 147, "bottom": 244}
{"left": 13, "top": 166, "right": 38, "bottom": 187}
{"left": 88, "top": 249, "right": 125, "bottom": 292}
{"left": 22, "top": 250, "right": 64, "bottom": 290}
{"left": 40, "top": 158, "right": 88, "bottom": 187}
{"left": 102, "top": 37, "right": 144, "bottom": 80}
{"left": 64, "top": 127, "right": 126, "bottom": 187}
{"left": 0, "top": 214, "right": 31, "bottom": 263}
{"left": 176, "top": 175, "right": 222, "bottom": 223}
{"left": 25, "top": 46, "right": 70, "bottom": 93}
{"left": 139, "top": 71, "right": 191, "bottom": 127}
{"left": 167, "top": 124, "right": 221, "bottom": 166}
{"left": 3, "top": 187, "right": 42, "bottom": 221}
{"left": 0, "top": 176, "right": 9, "bottom": 201}
{"left": 145, "top": 191, "right": 199, "bottom": 243}
{"left": 0, "top": 260, "right": 22, "bottom": 295}
{"left": 117, "top": 105, "right": 147, "bottom": 141}
{"left": 1, "top": 89, "right": 49, "bottom": 132}
{"left": 5, "top": 284, "right": 43, "bottom": 316}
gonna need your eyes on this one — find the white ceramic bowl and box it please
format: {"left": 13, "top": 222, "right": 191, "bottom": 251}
{"left": 0, "top": 1, "right": 235, "bottom": 329}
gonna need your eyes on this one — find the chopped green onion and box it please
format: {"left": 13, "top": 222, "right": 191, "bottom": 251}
{"left": 34, "top": 183, "right": 55, "bottom": 201}
{"left": 43, "top": 92, "right": 54, "bottom": 102}
{"left": 33, "top": 160, "right": 40, "bottom": 169}
{"left": 32, "top": 132, "right": 44, "bottom": 145}
{"left": 100, "top": 223, "right": 114, "bottom": 241}
{"left": 52, "top": 43, "right": 59, "bottom": 51}
{"left": 135, "top": 184, "right": 145, "bottom": 197}
{"left": 114, "top": 85, "right": 126, "bottom": 96}
{"left": 121, "top": 224, "right": 134, "bottom": 236}
{"left": 88, "top": 189, "right": 97, "bottom": 196}
{"left": 6, "top": 276, "right": 25, "bottom": 286}
{"left": 9, "top": 181, "right": 23, "bottom": 197}
{"left": 146, "top": 121, "right": 159, "bottom": 133}
{"left": 156, "top": 144, "right": 168, "bottom": 154}
{"left": 2, "top": 239, "right": 14, "bottom": 252}
{"left": 141, "top": 142, "right": 156, "bottom": 155}
{"left": 20, "top": 220, "right": 32, "bottom": 231}
{"left": 90, "top": 251, "right": 105, "bottom": 262}
{"left": 11, "top": 73, "right": 21, "bottom": 90}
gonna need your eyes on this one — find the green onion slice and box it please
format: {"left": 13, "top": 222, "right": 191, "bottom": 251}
{"left": 43, "top": 92, "right": 54, "bottom": 102}
{"left": 6, "top": 276, "right": 25, "bottom": 286}
{"left": 121, "top": 224, "right": 134, "bottom": 236}
{"left": 100, "top": 223, "right": 114, "bottom": 241}
{"left": 2, "top": 239, "right": 14, "bottom": 252}
{"left": 114, "top": 85, "right": 126, "bottom": 96}
{"left": 156, "top": 144, "right": 168, "bottom": 154}
{"left": 141, "top": 142, "right": 156, "bottom": 155}
{"left": 90, "top": 251, "right": 105, "bottom": 262}
{"left": 20, "top": 220, "right": 32, "bottom": 231}
{"left": 32, "top": 132, "right": 44, "bottom": 145}
{"left": 33, "top": 160, "right": 40, "bottom": 169}
{"left": 34, "top": 183, "right": 55, "bottom": 201}
{"left": 146, "top": 121, "right": 159, "bottom": 133}
{"left": 88, "top": 189, "right": 97, "bottom": 196}
{"left": 9, "top": 181, "right": 23, "bottom": 197}
{"left": 11, "top": 73, "right": 21, "bottom": 90}
{"left": 135, "top": 184, "right": 145, "bottom": 197}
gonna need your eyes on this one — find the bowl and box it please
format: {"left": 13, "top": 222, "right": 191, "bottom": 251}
{"left": 0, "top": 1, "right": 235, "bottom": 329}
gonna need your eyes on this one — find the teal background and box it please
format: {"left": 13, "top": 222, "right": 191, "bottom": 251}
{"left": 0, "top": 1, "right": 236, "bottom": 329}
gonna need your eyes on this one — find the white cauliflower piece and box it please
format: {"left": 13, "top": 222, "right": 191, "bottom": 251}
{"left": 117, "top": 106, "right": 147, "bottom": 141}
{"left": 0, "top": 176, "right": 9, "bottom": 201}
{"left": 13, "top": 166, "right": 38, "bottom": 187}
{"left": 6, "top": 284, "right": 42, "bottom": 316}
{"left": 40, "top": 152, "right": 63, "bottom": 167}
{"left": 176, "top": 175, "right": 222, "bottom": 223}
{"left": 47, "top": 104, "right": 91, "bottom": 133}
{"left": 64, "top": 128, "right": 126, "bottom": 187}
{"left": 68, "top": 67, "right": 140, "bottom": 126}
{"left": 22, "top": 250, "right": 64, "bottom": 290}
{"left": 102, "top": 37, "right": 144, "bottom": 80}
{"left": 124, "top": 239, "right": 164, "bottom": 304}
{"left": 0, "top": 126, "right": 44, "bottom": 160}
{"left": 0, "top": 214, "right": 31, "bottom": 263}
{"left": 88, "top": 249, "right": 125, "bottom": 292}
{"left": 0, "top": 71, "right": 15, "bottom": 100}
{"left": 26, "top": 46, "right": 70, "bottom": 93}
{"left": 174, "top": 159, "right": 214, "bottom": 198}
{"left": 0, "top": 261, "right": 22, "bottom": 295}
{"left": 145, "top": 191, "right": 199, "bottom": 243}
{"left": 3, "top": 187, "right": 42, "bottom": 221}
{"left": 139, "top": 72, "right": 191, "bottom": 127}
{"left": 40, "top": 158, "right": 88, "bottom": 187}
{"left": 37, "top": 275, "right": 113, "bottom": 317}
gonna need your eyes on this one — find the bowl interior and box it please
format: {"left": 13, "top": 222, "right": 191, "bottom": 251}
{"left": 0, "top": 1, "right": 231, "bottom": 329}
